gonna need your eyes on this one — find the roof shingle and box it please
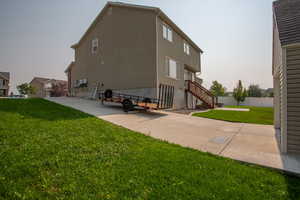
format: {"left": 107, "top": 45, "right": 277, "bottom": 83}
{"left": 273, "top": 0, "right": 300, "bottom": 46}
{"left": 0, "top": 72, "right": 10, "bottom": 80}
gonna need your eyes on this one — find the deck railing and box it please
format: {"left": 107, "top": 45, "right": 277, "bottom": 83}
{"left": 185, "top": 80, "right": 216, "bottom": 108}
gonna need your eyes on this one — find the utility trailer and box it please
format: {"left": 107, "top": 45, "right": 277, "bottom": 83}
{"left": 99, "top": 85, "right": 174, "bottom": 112}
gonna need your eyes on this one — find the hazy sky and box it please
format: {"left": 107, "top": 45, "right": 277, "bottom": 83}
{"left": 0, "top": 0, "right": 274, "bottom": 93}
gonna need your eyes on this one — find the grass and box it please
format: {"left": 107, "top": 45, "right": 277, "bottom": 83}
{"left": 192, "top": 106, "right": 274, "bottom": 125}
{"left": 0, "top": 98, "right": 299, "bottom": 200}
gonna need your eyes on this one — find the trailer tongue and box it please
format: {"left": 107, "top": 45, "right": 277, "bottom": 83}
{"left": 99, "top": 85, "right": 174, "bottom": 112}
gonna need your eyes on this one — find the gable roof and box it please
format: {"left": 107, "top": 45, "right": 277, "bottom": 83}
{"left": 0, "top": 72, "right": 10, "bottom": 80}
{"left": 30, "top": 77, "right": 51, "bottom": 84}
{"left": 30, "top": 77, "right": 67, "bottom": 85}
{"left": 71, "top": 1, "right": 203, "bottom": 53}
{"left": 273, "top": 0, "right": 300, "bottom": 46}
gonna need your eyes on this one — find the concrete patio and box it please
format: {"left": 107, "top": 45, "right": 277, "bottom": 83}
{"left": 47, "top": 97, "right": 300, "bottom": 175}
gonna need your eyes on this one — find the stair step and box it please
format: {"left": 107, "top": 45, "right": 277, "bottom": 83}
{"left": 185, "top": 80, "right": 215, "bottom": 108}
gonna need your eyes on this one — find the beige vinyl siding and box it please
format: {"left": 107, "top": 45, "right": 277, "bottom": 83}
{"left": 30, "top": 80, "right": 45, "bottom": 98}
{"left": 272, "top": 15, "right": 283, "bottom": 131}
{"left": 156, "top": 17, "right": 201, "bottom": 108}
{"left": 286, "top": 46, "right": 300, "bottom": 153}
{"left": 72, "top": 5, "right": 157, "bottom": 97}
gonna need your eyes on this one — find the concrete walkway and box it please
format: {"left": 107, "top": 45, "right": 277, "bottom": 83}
{"left": 47, "top": 97, "right": 300, "bottom": 175}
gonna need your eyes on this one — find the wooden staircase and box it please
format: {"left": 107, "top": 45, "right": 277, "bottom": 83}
{"left": 185, "top": 80, "right": 216, "bottom": 109}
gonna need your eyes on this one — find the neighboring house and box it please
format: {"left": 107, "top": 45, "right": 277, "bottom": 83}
{"left": 0, "top": 72, "right": 10, "bottom": 97}
{"left": 66, "top": 1, "right": 215, "bottom": 109}
{"left": 30, "top": 77, "right": 67, "bottom": 98}
{"left": 273, "top": 0, "right": 300, "bottom": 154}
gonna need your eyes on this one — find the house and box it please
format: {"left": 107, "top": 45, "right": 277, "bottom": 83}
{"left": 0, "top": 72, "right": 10, "bottom": 97}
{"left": 30, "top": 77, "right": 67, "bottom": 98}
{"left": 66, "top": 1, "right": 215, "bottom": 109}
{"left": 273, "top": 0, "right": 300, "bottom": 154}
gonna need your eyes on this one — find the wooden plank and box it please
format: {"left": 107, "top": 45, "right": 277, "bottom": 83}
{"left": 163, "top": 85, "right": 167, "bottom": 109}
{"left": 171, "top": 86, "right": 174, "bottom": 108}
{"left": 166, "top": 85, "right": 171, "bottom": 108}
{"left": 158, "top": 84, "right": 162, "bottom": 108}
{"left": 137, "top": 102, "right": 158, "bottom": 109}
{"left": 165, "top": 85, "right": 169, "bottom": 108}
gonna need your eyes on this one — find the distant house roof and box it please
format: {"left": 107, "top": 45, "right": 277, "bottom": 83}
{"left": 71, "top": 1, "right": 203, "bottom": 53}
{"left": 273, "top": 0, "right": 300, "bottom": 46}
{"left": 64, "top": 62, "right": 75, "bottom": 73}
{"left": 0, "top": 72, "right": 10, "bottom": 80}
{"left": 30, "top": 77, "right": 67, "bottom": 85}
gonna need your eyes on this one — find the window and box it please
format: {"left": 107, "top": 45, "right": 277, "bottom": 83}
{"left": 184, "top": 42, "right": 190, "bottom": 55}
{"left": 44, "top": 83, "right": 52, "bottom": 89}
{"left": 166, "top": 57, "right": 177, "bottom": 79}
{"left": 91, "top": 38, "right": 98, "bottom": 54}
{"left": 163, "top": 24, "right": 172, "bottom": 42}
{"left": 163, "top": 25, "right": 167, "bottom": 39}
{"left": 75, "top": 79, "right": 88, "bottom": 88}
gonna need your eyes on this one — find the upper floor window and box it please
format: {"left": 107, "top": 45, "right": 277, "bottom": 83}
{"left": 91, "top": 38, "right": 98, "bottom": 54}
{"left": 163, "top": 24, "right": 173, "bottom": 42}
{"left": 184, "top": 42, "right": 190, "bottom": 55}
{"left": 166, "top": 57, "right": 177, "bottom": 79}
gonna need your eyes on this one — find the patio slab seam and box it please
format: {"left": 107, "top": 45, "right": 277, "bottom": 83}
{"left": 218, "top": 124, "right": 245, "bottom": 155}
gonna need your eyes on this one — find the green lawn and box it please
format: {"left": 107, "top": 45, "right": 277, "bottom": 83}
{"left": 193, "top": 106, "right": 274, "bottom": 125}
{"left": 1, "top": 99, "right": 299, "bottom": 199}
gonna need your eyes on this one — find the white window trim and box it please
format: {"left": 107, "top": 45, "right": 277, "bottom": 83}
{"left": 165, "top": 56, "right": 178, "bottom": 80}
{"left": 163, "top": 24, "right": 173, "bottom": 42}
{"left": 184, "top": 42, "right": 190, "bottom": 55}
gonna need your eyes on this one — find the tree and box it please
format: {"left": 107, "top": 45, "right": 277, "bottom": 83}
{"left": 247, "top": 84, "right": 262, "bottom": 97}
{"left": 262, "top": 88, "right": 274, "bottom": 97}
{"left": 210, "top": 81, "right": 226, "bottom": 96}
{"left": 51, "top": 82, "right": 67, "bottom": 97}
{"left": 17, "top": 83, "right": 35, "bottom": 95}
{"left": 268, "top": 91, "right": 274, "bottom": 97}
{"left": 233, "top": 80, "right": 247, "bottom": 105}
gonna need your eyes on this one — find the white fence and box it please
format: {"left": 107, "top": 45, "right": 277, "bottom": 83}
{"left": 217, "top": 97, "right": 273, "bottom": 107}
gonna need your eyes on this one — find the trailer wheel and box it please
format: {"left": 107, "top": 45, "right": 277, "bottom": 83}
{"left": 104, "top": 89, "right": 113, "bottom": 98}
{"left": 122, "top": 99, "right": 133, "bottom": 112}
{"left": 143, "top": 98, "right": 152, "bottom": 103}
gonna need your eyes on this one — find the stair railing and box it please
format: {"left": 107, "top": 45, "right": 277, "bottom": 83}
{"left": 185, "top": 80, "right": 215, "bottom": 108}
